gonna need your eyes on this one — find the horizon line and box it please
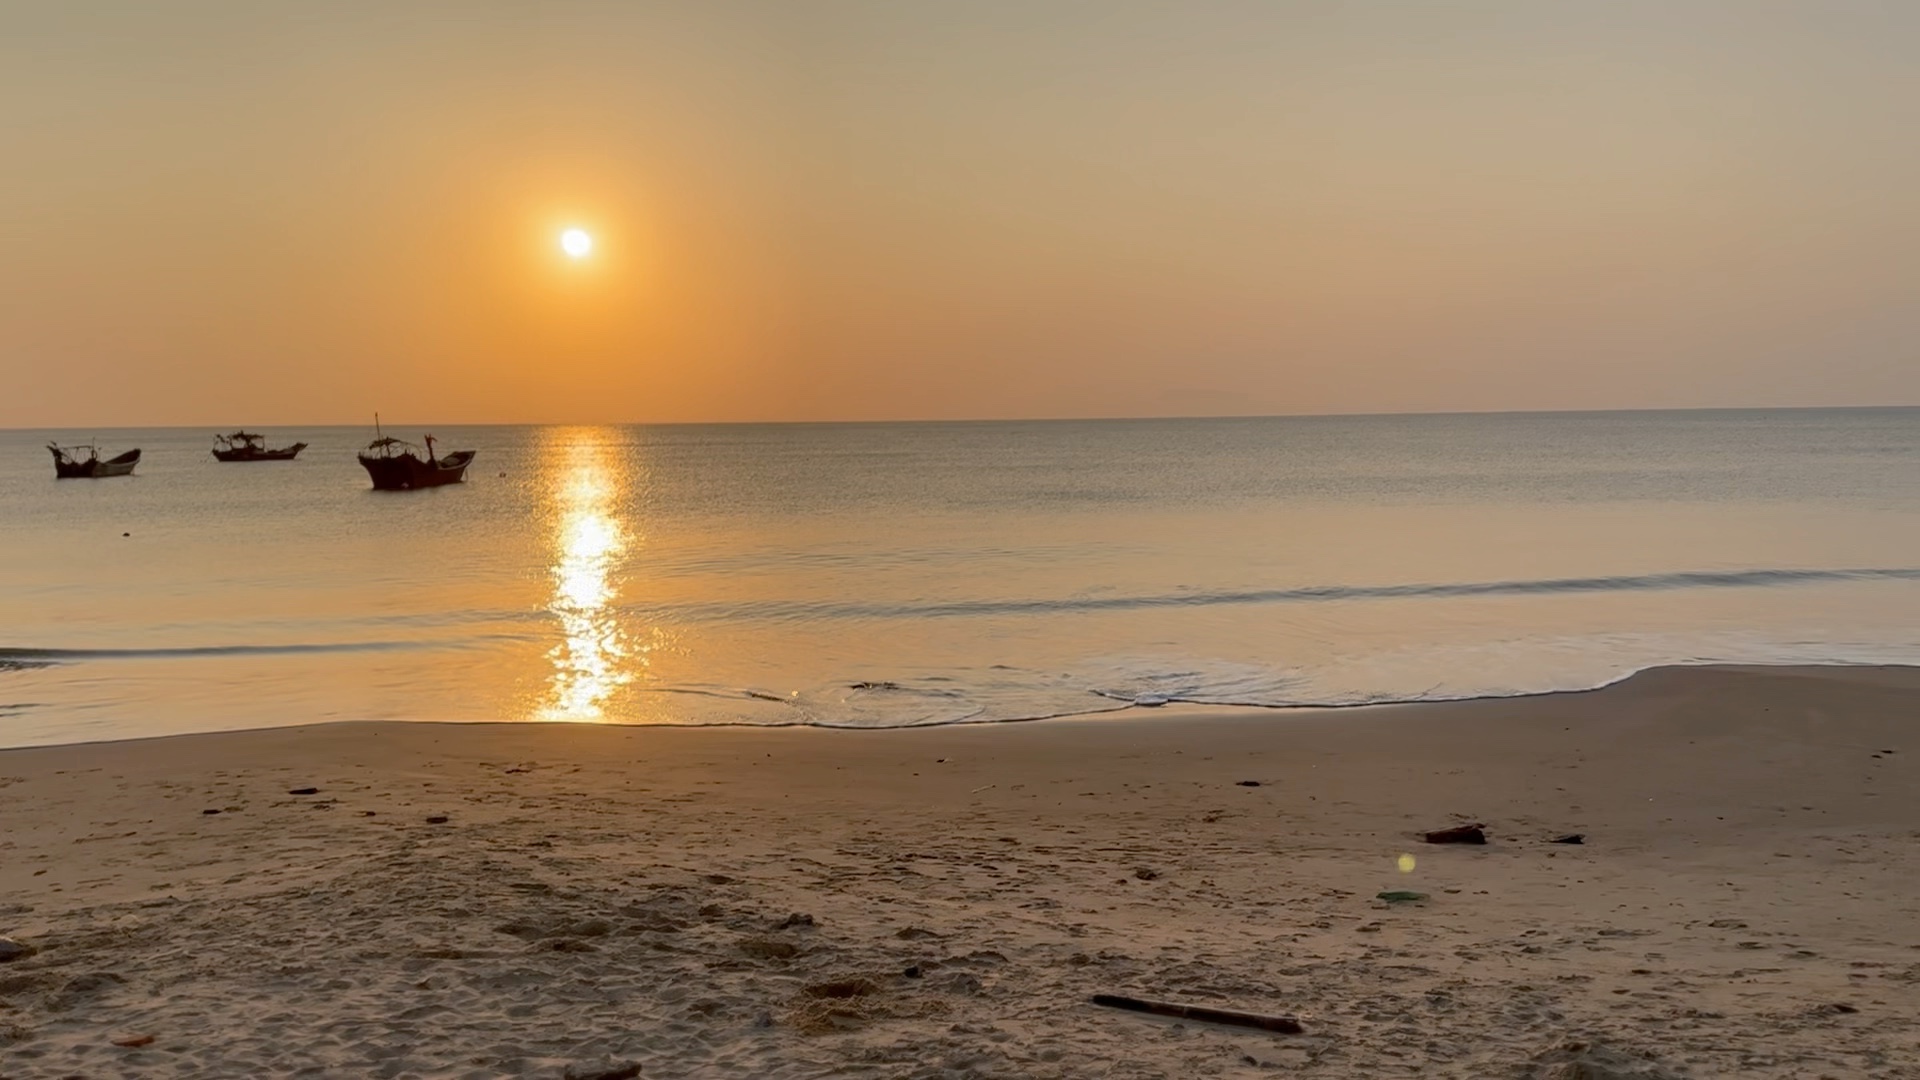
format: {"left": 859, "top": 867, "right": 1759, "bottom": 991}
{"left": 4, "top": 402, "right": 1917, "bottom": 433}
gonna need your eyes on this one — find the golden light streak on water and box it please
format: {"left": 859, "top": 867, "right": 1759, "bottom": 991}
{"left": 539, "top": 434, "right": 636, "bottom": 720}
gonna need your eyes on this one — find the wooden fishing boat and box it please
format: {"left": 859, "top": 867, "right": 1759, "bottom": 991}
{"left": 48, "top": 442, "right": 140, "bottom": 478}
{"left": 357, "top": 433, "right": 474, "bottom": 490}
{"left": 212, "top": 431, "right": 307, "bottom": 461}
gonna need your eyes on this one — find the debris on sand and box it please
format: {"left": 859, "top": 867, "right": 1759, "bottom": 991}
{"left": 1132, "top": 866, "right": 1160, "bottom": 881}
{"left": 1551, "top": 834, "right": 1585, "bottom": 845}
{"left": 1235, "top": 780, "right": 1262, "bottom": 787}
{"left": 111, "top": 1033, "right": 156, "bottom": 1048}
{"left": 0, "top": 937, "right": 36, "bottom": 963}
{"left": 287, "top": 787, "right": 319, "bottom": 795}
{"left": 1377, "top": 890, "right": 1428, "bottom": 903}
{"left": 1090, "top": 993, "right": 1303, "bottom": 1034}
{"left": 1424, "top": 824, "right": 1488, "bottom": 845}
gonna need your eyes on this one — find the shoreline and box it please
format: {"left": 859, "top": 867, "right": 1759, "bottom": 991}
{"left": 6, "top": 660, "right": 1918, "bottom": 755}
{"left": 2, "top": 663, "right": 1917, "bottom": 1077}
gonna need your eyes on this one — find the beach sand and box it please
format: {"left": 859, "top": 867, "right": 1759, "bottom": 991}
{"left": 2, "top": 664, "right": 1917, "bottom": 1078}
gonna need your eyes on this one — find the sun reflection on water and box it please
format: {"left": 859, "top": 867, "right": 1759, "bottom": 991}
{"left": 540, "top": 437, "right": 637, "bottom": 720}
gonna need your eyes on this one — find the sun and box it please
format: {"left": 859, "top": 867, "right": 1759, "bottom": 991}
{"left": 560, "top": 228, "right": 593, "bottom": 259}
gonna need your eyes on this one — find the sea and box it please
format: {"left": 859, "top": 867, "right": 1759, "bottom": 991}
{"left": 3, "top": 409, "right": 1918, "bottom": 748}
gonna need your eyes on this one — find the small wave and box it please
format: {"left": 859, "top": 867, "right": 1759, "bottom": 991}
{"left": 0, "top": 641, "right": 431, "bottom": 664}
{"left": 622, "top": 653, "right": 1920, "bottom": 729}
{"left": 620, "top": 566, "right": 1920, "bottom": 623}
{"left": 11, "top": 567, "right": 1915, "bottom": 676}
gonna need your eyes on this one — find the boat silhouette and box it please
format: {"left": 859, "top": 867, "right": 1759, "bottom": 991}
{"left": 212, "top": 431, "right": 307, "bottom": 461}
{"left": 48, "top": 442, "right": 140, "bottom": 478}
{"left": 357, "top": 419, "right": 474, "bottom": 491}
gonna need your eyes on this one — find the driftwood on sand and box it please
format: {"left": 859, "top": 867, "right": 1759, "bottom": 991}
{"left": 1090, "top": 993, "right": 1304, "bottom": 1034}
{"left": 1423, "top": 823, "right": 1488, "bottom": 844}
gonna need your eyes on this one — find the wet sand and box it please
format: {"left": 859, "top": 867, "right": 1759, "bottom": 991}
{"left": 2, "top": 664, "right": 1917, "bottom": 1078}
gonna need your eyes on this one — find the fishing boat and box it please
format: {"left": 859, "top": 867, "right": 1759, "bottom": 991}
{"left": 212, "top": 430, "right": 307, "bottom": 462}
{"left": 48, "top": 442, "right": 140, "bottom": 478}
{"left": 357, "top": 430, "right": 475, "bottom": 490}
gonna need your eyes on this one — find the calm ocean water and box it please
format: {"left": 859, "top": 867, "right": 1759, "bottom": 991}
{"left": 3, "top": 410, "right": 1918, "bottom": 747}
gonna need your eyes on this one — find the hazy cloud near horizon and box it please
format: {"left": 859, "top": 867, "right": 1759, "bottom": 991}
{"left": 4, "top": 1, "right": 1918, "bottom": 427}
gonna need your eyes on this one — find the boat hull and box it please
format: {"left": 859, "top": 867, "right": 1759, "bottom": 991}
{"left": 213, "top": 443, "right": 307, "bottom": 461}
{"left": 50, "top": 448, "right": 140, "bottom": 478}
{"left": 358, "top": 449, "right": 475, "bottom": 490}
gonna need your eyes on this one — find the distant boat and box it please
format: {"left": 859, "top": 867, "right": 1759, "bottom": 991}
{"left": 48, "top": 442, "right": 140, "bottom": 478}
{"left": 357, "top": 432, "right": 475, "bottom": 490}
{"left": 212, "top": 430, "right": 307, "bottom": 462}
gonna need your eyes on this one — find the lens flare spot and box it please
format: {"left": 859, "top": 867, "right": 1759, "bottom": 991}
{"left": 1397, "top": 853, "right": 1417, "bottom": 874}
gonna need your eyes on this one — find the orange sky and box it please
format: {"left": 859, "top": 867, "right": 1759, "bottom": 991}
{"left": 4, "top": 2, "right": 1918, "bottom": 427}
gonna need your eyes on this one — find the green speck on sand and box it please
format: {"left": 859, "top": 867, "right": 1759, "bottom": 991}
{"left": 1377, "top": 890, "right": 1429, "bottom": 903}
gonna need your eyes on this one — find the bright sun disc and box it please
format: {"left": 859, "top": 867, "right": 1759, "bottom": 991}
{"left": 560, "top": 228, "right": 593, "bottom": 258}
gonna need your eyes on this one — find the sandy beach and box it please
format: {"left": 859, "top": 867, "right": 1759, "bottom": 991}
{"left": 2, "top": 664, "right": 1917, "bottom": 1078}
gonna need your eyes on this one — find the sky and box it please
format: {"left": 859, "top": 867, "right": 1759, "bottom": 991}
{"left": 4, "top": 1, "right": 1919, "bottom": 427}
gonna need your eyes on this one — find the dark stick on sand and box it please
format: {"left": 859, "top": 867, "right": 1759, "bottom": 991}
{"left": 1091, "top": 994, "right": 1304, "bottom": 1034}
